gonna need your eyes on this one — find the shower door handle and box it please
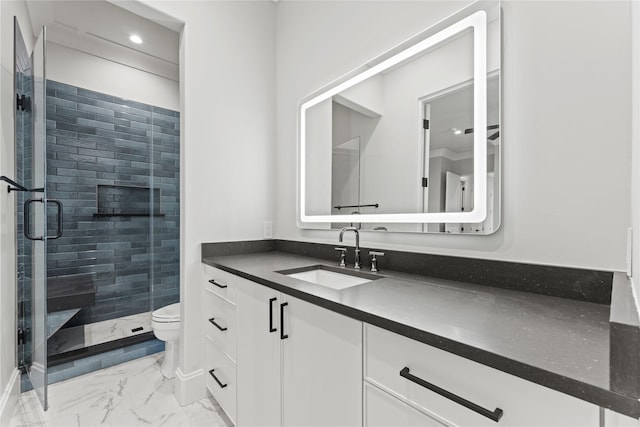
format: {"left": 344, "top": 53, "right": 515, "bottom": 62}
{"left": 24, "top": 198, "right": 42, "bottom": 241}
{"left": 24, "top": 198, "right": 63, "bottom": 241}
{"left": 47, "top": 199, "right": 63, "bottom": 240}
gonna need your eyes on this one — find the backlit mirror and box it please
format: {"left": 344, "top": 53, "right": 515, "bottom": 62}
{"left": 298, "top": 1, "right": 501, "bottom": 234}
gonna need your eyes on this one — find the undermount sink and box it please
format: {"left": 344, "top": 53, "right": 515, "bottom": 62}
{"left": 278, "top": 265, "right": 380, "bottom": 290}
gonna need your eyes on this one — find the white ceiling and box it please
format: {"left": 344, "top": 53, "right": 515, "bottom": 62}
{"left": 429, "top": 77, "right": 500, "bottom": 155}
{"left": 26, "top": 0, "right": 180, "bottom": 80}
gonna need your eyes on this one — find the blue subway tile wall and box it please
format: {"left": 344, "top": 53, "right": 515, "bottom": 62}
{"left": 20, "top": 339, "right": 165, "bottom": 392}
{"left": 46, "top": 80, "right": 180, "bottom": 326}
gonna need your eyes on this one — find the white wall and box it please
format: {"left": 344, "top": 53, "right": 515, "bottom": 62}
{"left": 632, "top": 0, "right": 640, "bottom": 306}
{"left": 0, "top": 0, "right": 33, "bottom": 421}
{"left": 46, "top": 42, "right": 179, "bottom": 111}
{"left": 339, "top": 74, "right": 383, "bottom": 116}
{"left": 276, "top": 1, "right": 631, "bottom": 272}
{"left": 140, "top": 0, "right": 276, "bottom": 404}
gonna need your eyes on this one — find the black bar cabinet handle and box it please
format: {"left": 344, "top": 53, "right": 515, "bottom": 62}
{"left": 208, "top": 369, "right": 227, "bottom": 388}
{"left": 269, "top": 297, "right": 277, "bottom": 333}
{"left": 399, "top": 367, "right": 503, "bottom": 422}
{"left": 208, "top": 317, "right": 227, "bottom": 331}
{"left": 208, "top": 279, "right": 227, "bottom": 289}
{"left": 280, "top": 302, "right": 288, "bottom": 340}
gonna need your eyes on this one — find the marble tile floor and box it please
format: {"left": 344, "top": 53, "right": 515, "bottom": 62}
{"left": 10, "top": 354, "right": 231, "bottom": 427}
{"left": 49, "top": 312, "right": 152, "bottom": 356}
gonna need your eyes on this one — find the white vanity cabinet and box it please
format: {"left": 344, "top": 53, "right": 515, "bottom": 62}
{"left": 236, "top": 277, "right": 362, "bottom": 427}
{"left": 605, "top": 410, "right": 640, "bottom": 427}
{"left": 364, "top": 324, "right": 600, "bottom": 427}
{"left": 365, "top": 381, "right": 447, "bottom": 427}
{"left": 203, "top": 262, "right": 633, "bottom": 426}
{"left": 202, "top": 265, "right": 239, "bottom": 424}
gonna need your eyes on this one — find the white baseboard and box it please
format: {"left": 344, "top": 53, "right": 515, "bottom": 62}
{"left": 175, "top": 367, "right": 204, "bottom": 406}
{"left": 0, "top": 369, "right": 20, "bottom": 426}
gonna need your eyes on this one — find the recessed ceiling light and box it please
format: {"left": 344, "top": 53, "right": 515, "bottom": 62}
{"left": 453, "top": 129, "right": 462, "bottom": 135}
{"left": 129, "top": 34, "right": 143, "bottom": 44}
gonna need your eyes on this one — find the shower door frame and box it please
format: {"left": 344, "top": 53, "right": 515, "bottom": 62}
{"left": 15, "top": 18, "right": 49, "bottom": 411}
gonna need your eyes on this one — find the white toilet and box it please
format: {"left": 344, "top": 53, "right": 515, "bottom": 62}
{"left": 151, "top": 303, "right": 181, "bottom": 379}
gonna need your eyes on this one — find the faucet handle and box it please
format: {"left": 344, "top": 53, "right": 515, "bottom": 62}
{"left": 335, "top": 247, "right": 347, "bottom": 267}
{"left": 369, "top": 251, "right": 385, "bottom": 272}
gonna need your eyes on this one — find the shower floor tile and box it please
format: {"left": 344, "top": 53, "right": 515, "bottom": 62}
{"left": 9, "top": 354, "right": 231, "bottom": 427}
{"left": 49, "top": 312, "right": 152, "bottom": 356}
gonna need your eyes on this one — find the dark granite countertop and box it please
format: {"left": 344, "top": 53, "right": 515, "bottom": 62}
{"left": 202, "top": 251, "right": 640, "bottom": 418}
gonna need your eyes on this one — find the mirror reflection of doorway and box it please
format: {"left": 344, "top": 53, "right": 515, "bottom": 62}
{"left": 421, "top": 74, "right": 500, "bottom": 233}
{"left": 444, "top": 171, "right": 462, "bottom": 233}
{"left": 444, "top": 172, "right": 495, "bottom": 234}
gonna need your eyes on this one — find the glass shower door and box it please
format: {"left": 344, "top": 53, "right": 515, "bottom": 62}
{"left": 16, "top": 20, "right": 49, "bottom": 410}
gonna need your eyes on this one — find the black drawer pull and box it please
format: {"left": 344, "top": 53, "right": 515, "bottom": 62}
{"left": 280, "top": 302, "right": 288, "bottom": 340}
{"left": 208, "top": 279, "right": 227, "bottom": 289}
{"left": 209, "top": 369, "right": 227, "bottom": 388}
{"left": 269, "top": 297, "right": 277, "bottom": 333}
{"left": 208, "top": 318, "right": 227, "bottom": 331}
{"left": 399, "top": 367, "right": 503, "bottom": 422}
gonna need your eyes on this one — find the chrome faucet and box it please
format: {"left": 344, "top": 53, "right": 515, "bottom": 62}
{"left": 350, "top": 211, "right": 361, "bottom": 230}
{"left": 338, "top": 227, "right": 361, "bottom": 269}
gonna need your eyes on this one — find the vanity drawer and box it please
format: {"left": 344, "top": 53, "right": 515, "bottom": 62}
{"left": 365, "top": 382, "right": 446, "bottom": 427}
{"left": 205, "top": 337, "right": 237, "bottom": 424}
{"left": 203, "top": 264, "right": 237, "bottom": 306}
{"left": 364, "top": 324, "right": 599, "bottom": 427}
{"left": 204, "top": 289, "right": 237, "bottom": 362}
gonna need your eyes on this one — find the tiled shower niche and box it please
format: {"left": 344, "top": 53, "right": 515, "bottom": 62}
{"left": 44, "top": 80, "right": 180, "bottom": 336}
{"left": 95, "top": 185, "right": 162, "bottom": 216}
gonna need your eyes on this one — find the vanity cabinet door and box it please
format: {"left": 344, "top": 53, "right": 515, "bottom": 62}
{"left": 281, "top": 295, "right": 362, "bottom": 427}
{"left": 236, "top": 277, "right": 363, "bottom": 427}
{"left": 236, "top": 279, "right": 282, "bottom": 427}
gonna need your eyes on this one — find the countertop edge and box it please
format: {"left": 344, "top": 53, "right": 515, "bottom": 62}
{"left": 610, "top": 272, "right": 640, "bottom": 327}
{"left": 609, "top": 273, "right": 640, "bottom": 398}
{"left": 203, "top": 257, "right": 640, "bottom": 418}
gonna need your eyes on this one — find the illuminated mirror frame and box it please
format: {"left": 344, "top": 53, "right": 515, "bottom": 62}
{"left": 298, "top": 9, "right": 488, "bottom": 225}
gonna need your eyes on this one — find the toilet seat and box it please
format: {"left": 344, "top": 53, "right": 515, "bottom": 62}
{"left": 152, "top": 302, "right": 180, "bottom": 323}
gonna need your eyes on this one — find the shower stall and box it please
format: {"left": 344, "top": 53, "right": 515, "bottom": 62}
{"left": 13, "top": 18, "right": 180, "bottom": 410}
